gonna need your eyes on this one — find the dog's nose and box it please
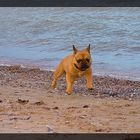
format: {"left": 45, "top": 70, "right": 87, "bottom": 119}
{"left": 81, "top": 63, "right": 88, "bottom": 69}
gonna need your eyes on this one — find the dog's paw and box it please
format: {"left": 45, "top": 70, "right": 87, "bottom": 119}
{"left": 65, "top": 90, "right": 72, "bottom": 95}
{"left": 51, "top": 82, "right": 56, "bottom": 89}
{"left": 88, "top": 87, "right": 94, "bottom": 90}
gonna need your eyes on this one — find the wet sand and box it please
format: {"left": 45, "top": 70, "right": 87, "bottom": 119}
{"left": 0, "top": 65, "right": 140, "bottom": 133}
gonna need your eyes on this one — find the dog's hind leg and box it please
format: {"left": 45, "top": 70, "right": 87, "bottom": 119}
{"left": 51, "top": 62, "right": 64, "bottom": 88}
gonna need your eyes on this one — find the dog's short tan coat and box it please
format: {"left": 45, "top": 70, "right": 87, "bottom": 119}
{"left": 51, "top": 45, "right": 93, "bottom": 95}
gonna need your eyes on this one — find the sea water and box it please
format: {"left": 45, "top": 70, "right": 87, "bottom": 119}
{"left": 0, "top": 7, "right": 140, "bottom": 81}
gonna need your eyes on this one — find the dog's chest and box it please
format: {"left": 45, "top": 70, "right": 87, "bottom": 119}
{"left": 77, "top": 71, "right": 85, "bottom": 77}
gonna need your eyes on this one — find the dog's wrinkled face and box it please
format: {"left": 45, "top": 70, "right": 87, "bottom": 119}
{"left": 73, "top": 44, "right": 92, "bottom": 71}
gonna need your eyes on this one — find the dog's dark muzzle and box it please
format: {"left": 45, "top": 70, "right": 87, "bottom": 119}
{"left": 80, "top": 63, "right": 89, "bottom": 71}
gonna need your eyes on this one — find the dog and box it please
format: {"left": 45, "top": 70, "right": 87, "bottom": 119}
{"left": 51, "top": 44, "right": 93, "bottom": 95}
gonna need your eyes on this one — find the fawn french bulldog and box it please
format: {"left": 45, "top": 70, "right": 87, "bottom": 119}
{"left": 51, "top": 44, "right": 93, "bottom": 95}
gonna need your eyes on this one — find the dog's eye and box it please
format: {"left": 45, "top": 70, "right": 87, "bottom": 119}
{"left": 86, "top": 58, "right": 90, "bottom": 62}
{"left": 77, "top": 59, "right": 82, "bottom": 63}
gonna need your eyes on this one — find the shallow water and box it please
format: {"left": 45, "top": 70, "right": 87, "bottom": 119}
{"left": 0, "top": 7, "right": 140, "bottom": 81}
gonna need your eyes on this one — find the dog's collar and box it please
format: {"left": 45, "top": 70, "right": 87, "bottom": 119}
{"left": 74, "top": 63, "right": 81, "bottom": 71}
{"left": 74, "top": 56, "right": 81, "bottom": 71}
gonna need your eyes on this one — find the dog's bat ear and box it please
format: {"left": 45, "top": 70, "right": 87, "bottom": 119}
{"left": 73, "top": 45, "right": 78, "bottom": 54}
{"left": 86, "top": 44, "right": 90, "bottom": 53}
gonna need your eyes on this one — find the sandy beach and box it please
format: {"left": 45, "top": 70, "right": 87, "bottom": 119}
{"left": 0, "top": 65, "right": 140, "bottom": 133}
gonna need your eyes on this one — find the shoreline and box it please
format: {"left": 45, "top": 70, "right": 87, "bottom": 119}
{"left": 0, "top": 62, "right": 140, "bottom": 82}
{"left": 0, "top": 65, "right": 140, "bottom": 132}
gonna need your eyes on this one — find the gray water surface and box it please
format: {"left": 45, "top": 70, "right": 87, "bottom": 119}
{"left": 0, "top": 7, "right": 140, "bottom": 80}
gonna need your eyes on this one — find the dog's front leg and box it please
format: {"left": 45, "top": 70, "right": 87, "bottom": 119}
{"left": 66, "top": 74, "right": 74, "bottom": 95}
{"left": 85, "top": 69, "right": 94, "bottom": 90}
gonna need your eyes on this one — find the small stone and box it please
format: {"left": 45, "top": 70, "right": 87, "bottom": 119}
{"left": 17, "top": 98, "right": 29, "bottom": 105}
{"left": 83, "top": 105, "right": 89, "bottom": 108}
{"left": 52, "top": 107, "right": 59, "bottom": 110}
{"left": 95, "top": 129, "right": 103, "bottom": 132}
{"left": 46, "top": 125, "right": 54, "bottom": 133}
{"left": 34, "top": 101, "right": 45, "bottom": 105}
{"left": 79, "top": 116, "right": 86, "bottom": 119}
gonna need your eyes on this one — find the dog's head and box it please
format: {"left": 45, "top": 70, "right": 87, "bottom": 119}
{"left": 73, "top": 44, "right": 92, "bottom": 71}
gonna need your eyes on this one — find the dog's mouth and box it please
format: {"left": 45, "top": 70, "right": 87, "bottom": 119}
{"left": 80, "top": 65, "right": 89, "bottom": 71}
{"left": 74, "top": 64, "right": 89, "bottom": 71}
